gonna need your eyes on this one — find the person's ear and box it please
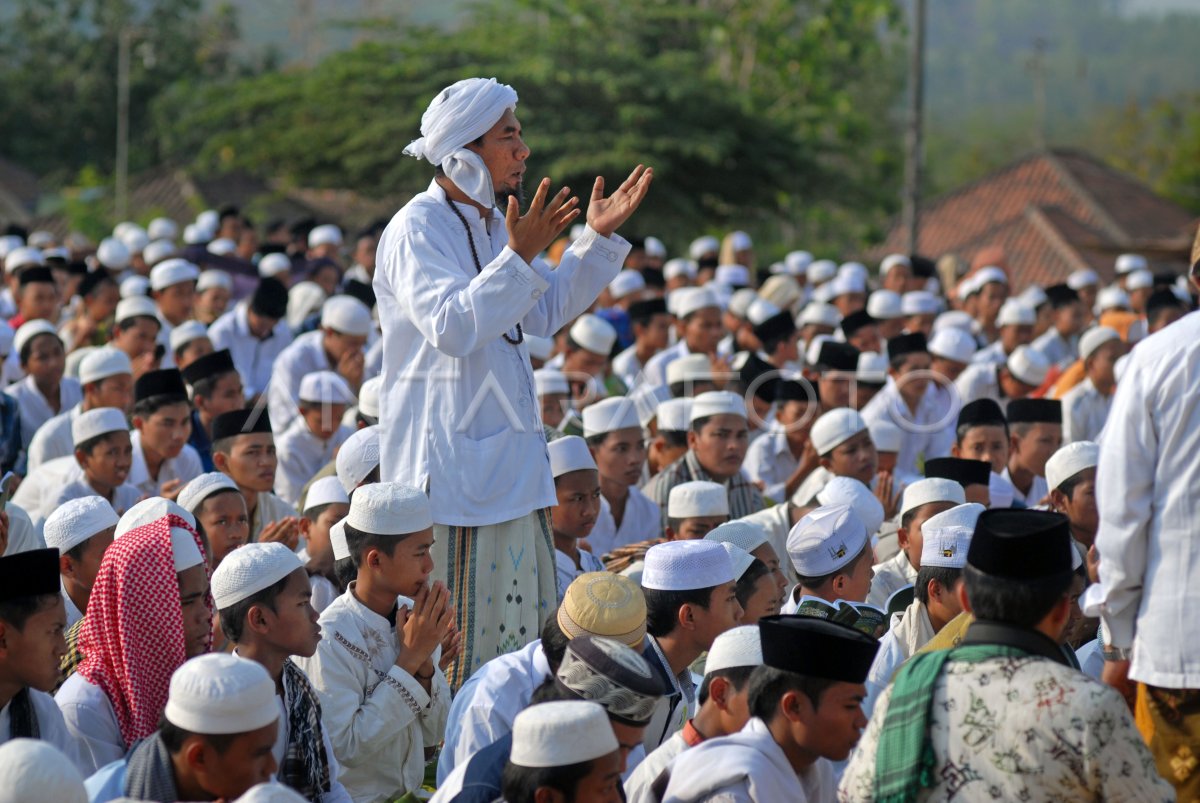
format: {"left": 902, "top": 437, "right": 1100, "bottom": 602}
{"left": 950, "top": 443, "right": 962, "bottom": 458}
{"left": 677, "top": 602, "right": 697, "bottom": 632}
{"left": 74, "top": 448, "right": 90, "bottom": 471}
{"left": 686, "top": 430, "right": 699, "bottom": 451}
{"left": 298, "top": 517, "right": 312, "bottom": 537}
{"left": 1008, "top": 432, "right": 1021, "bottom": 456}
{"left": 533, "top": 788, "right": 566, "bottom": 803}
{"left": 183, "top": 737, "right": 208, "bottom": 776}
{"left": 664, "top": 526, "right": 677, "bottom": 541}
{"left": 709, "top": 676, "right": 731, "bottom": 710}
{"left": 247, "top": 603, "right": 271, "bottom": 636}
{"left": 0, "top": 620, "right": 9, "bottom": 655}
{"left": 896, "top": 524, "right": 910, "bottom": 549}
{"left": 819, "top": 456, "right": 832, "bottom": 471}
{"left": 212, "top": 451, "right": 229, "bottom": 473}
{"left": 927, "top": 578, "right": 942, "bottom": 605}
{"left": 780, "top": 688, "right": 812, "bottom": 725}
{"left": 59, "top": 553, "right": 76, "bottom": 581}
{"left": 1049, "top": 488, "right": 1067, "bottom": 513}
{"left": 131, "top": 415, "right": 145, "bottom": 432}
{"left": 956, "top": 581, "right": 972, "bottom": 614}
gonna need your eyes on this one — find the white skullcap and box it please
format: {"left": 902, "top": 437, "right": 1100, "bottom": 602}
{"left": 305, "top": 476, "right": 350, "bottom": 513}
{"left": 797, "top": 302, "right": 842, "bottom": 328}
{"left": 330, "top": 517, "right": 350, "bottom": 561}
{"left": 170, "top": 525, "right": 205, "bottom": 572}
{"left": 96, "top": 238, "right": 131, "bottom": 270}
{"left": 510, "top": 700, "right": 618, "bottom": 769}
{"left": 177, "top": 472, "right": 242, "bottom": 514}
{"left": 608, "top": 270, "right": 646, "bottom": 300}
{"left": 308, "top": 224, "right": 343, "bottom": 249}
{"left": 955, "top": 276, "right": 980, "bottom": 302}
{"left": 922, "top": 502, "right": 985, "bottom": 535}
{"left": 4, "top": 246, "right": 44, "bottom": 274}
{"left": 857, "top": 351, "right": 888, "bottom": 384}
{"left": 901, "top": 291, "right": 939, "bottom": 316}
{"left": 996, "top": 299, "right": 1036, "bottom": 327}
{"left": 212, "top": 542, "right": 304, "bottom": 609}
{"left": 258, "top": 252, "right": 292, "bottom": 279}
{"left": 525, "top": 334, "right": 555, "bottom": 361}
{"left": 0, "top": 739, "right": 87, "bottom": 803}
{"left": 668, "top": 480, "right": 729, "bottom": 519}
{"left": 1005, "top": 345, "right": 1050, "bottom": 387}
{"left": 705, "top": 520, "right": 769, "bottom": 554}
{"left": 235, "top": 783, "right": 309, "bottom": 803}
{"left": 786, "top": 503, "right": 869, "bottom": 578}
{"left": 357, "top": 376, "right": 382, "bottom": 419}
{"left": 120, "top": 227, "right": 148, "bottom": 254}
{"left": 644, "top": 236, "right": 667, "bottom": 258}
{"left": 630, "top": 384, "right": 670, "bottom": 428}
{"left": 811, "top": 283, "right": 834, "bottom": 303}
{"left": 321, "top": 295, "right": 373, "bottom": 336}
{"left": 716, "top": 265, "right": 751, "bottom": 288}
{"left": 534, "top": 368, "right": 569, "bottom": 397}
{"left": 1067, "top": 268, "right": 1100, "bottom": 290}
{"left": 569, "top": 314, "right": 617, "bottom": 355}
{"left": 166, "top": 654, "right": 279, "bottom": 735}
{"left": 785, "top": 251, "right": 813, "bottom": 275}
{"left": 828, "top": 273, "right": 866, "bottom": 298}
{"left": 548, "top": 435, "right": 597, "bottom": 478}
{"left": 336, "top": 425, "right": 380, "bottom": 494}
{"left": 807, "top": 260, "right": 837, "bottom": 284}
{"left": 866, "top": 290, "right": 903, "bottom": 320}
{"left": 880, "top": 253, "right": 911, "bottom": 274}
{"left": 196, "top": 210, "right": 220, "bottom": 234}
{"left": 746, "top": 298, "right": 782, "bottom": 326}
{"left": 1020, "top": 285, "right": 1048, "bottom": 309}
{"left": 721, "top": 542, "right": 755, "bottom": 580}
{"left": 119, "top": 275, "right": 149, "bottom": 299}
{"left": 974, "top": 266, "right": 1008, "bottom": 286}
{"left": 116, "top": 497, "right": 196, "bottom": 536}
{"left": 901, "top": 477, "right": 966, "bottom": 517}
{"left": 1045, "top": 441, "right": 1099, "bottom": 492}
{"left": 656, "top": 398, "right": 693, "bottom": 432}
{"left": 147, "top": 217, "right": 178, "bottom": 241}
{"left": 347, "top": 481, "right": 431, "bottom": 534}
{"left": 729, "top": 231, "right": 753, "bottom": 251}
{"left": 672, "top": 287, "right": 720, "bottom": 319}
{"left": 43, "top": 496, "right": 119, "bottom": 553}
{"left": 920, "top": 525, "right": 972, "bottom": 569}
{"left": 182, "top": 223, "right": 207, "bottom": 245}
{"left": 71, "top": 407, "right": 127, "bottom": 445}
{"left": 838, "top": 261, "right": 869, "bottom": 282}
{"left": 666, "top": 353, "right": 715, "bottom": 386}
{"left": 933, "top": 310, "right": 975, "bottom": 334}
{"left": 928, "top": 327, "right": 976, "bottom": 364}
{"left": 298, "top": 370, "right": 356, "bottom": 405}
{"left": 115, "top": 295, "right": 158, "bottom": 324}
{"left": 1115, "top": 253, "right": 1147, "bottom": 275}
{"left": 197, "top": 269, "right": 233, "bottom": 294}
{"left": 689, "top": 236, "right": 720, "bottom": 259}
{"left": 663, "top": 258, "right": 698, "bottom": 281}
{"left": 867, "top": 419, "right": 903, "bottom": 454}
{"left": 810, "top": 407, "right": 867, "bottom": 455}
{"left": 1095, "top": 286, "right": 1131, "bottom": 313}
{"left": 143, "top": 240, "right": 175, "bottom": 268}
{"left": 690, "top": 390, "right": 745, "bottom": 423}
{"left": 1079, "top": 326, "right": 1120, "bottom": 362}
{"left": 817, "top": 476, "right": 884, "bottom": 535}
{"left": 643, "top": 540, "right": 734, "bottom": 591}
{"left": 705, "top": 625, "right": 764, "bottom": 675}
{"left": 13, "top": 320, "right": 59, "bottom": 357}
{"left": 149, "top": 258, "right": 200, "bottom": 291}
{"left": 582, "top": 397, "right": 640, "bottom": 437}
{"left": 207, "top": 238, "right": 237, "bottom": 256}
{"left": 168, "top": 320, "right": 209, "bottom": 354}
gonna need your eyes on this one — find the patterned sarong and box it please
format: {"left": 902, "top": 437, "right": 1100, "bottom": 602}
{"left": 1136, "top": 683, "right": 1200, "bottom": 801}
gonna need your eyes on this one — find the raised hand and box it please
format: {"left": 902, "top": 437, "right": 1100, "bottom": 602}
{"left": 400, "top": 581, "right": 455, "bottom": 666}
{"left": 259, "top": 517, "right": 299, "bottom": 551}
{"left": 506, "top": 178, "right": 580, "bottom": 264}
{"left": 587, "top": 165, "right": 654, "bottom": 238}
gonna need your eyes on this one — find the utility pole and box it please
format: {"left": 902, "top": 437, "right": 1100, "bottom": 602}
{"left": 116, "top": 27, "right": 132, "bottom": 222}
{"left": 1026, "top": 37, "right": 1048, "bottom": 150}
{"left": 901, "top": 0, "right": 926, "bottom": 254}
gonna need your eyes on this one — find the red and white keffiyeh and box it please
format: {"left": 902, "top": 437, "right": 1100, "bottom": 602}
{"left": 78, "top": 513, "right": 213, "bottom": 748}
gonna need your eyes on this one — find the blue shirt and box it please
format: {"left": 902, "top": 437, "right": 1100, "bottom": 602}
{"left": 84, "top": 759, "right": 128, "bottom": 803}
{"left": 188, "top": 409, "right": 214, "bottom": 473}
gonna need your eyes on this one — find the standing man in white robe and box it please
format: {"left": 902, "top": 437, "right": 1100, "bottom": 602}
{"left": 375, "top": 76, "right": 652, "bottom": 688}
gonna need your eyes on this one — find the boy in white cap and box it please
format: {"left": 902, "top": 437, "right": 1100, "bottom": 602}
{"left": 644, "top": 391, "right": 763, "bottom": 528}
{"left": 108, "top": 296, "right": 161, "bottom": 380}
{"left": 499, "top": 701, "right": 622, "bottom": 803}
{"left": 640, "top": 540, "right": 742, "bottom": 752}
{"left": 534, "top": 368, "right": 575, "bottom": 434}
{"left": 558, "top": 314, "right": 624, "bottom": 397}
{"left": 210, "top": 409, "right": 300, "bottom": 548}
{"left": 168, "top": 320, "right": 213, "bottom": 371}
{"left": 643, "top": 287, "right": 723, "bottom": 389}
{"left": 5, "top": 320, "right": 82, "bottom": 448}
{"left": 547, "top": 436, "right": 606, "bottom": 601}
{"left": 666, "top": 353, "right": 718, "bottom": 398}
{"left": 1045, "top": 441, "right": 1100, "bottom": 553}
{"left": 211, "top": 543, "right": 351, "bottom": 802}
{"left": 790, "top": 407, "right": 880, "bottom": 508}
{"left": 42, "top": 497, "right": 118, "bottom": 628}
{"left": 128, "top": 368, "right": 203, "bottom": 498}
{"left": 647, "top": 397, "right": 692, "bottom": 478}
{"left": 26, "top": 347, "right": 133, "bottom": 472}
{"left": 782, "top": 504, "right": 874, "bottom": 614}
{"left": 1061, "top": 326, "right": 1123, "bottom": 443}
{"left": 298, "top": 476, "right": 351, "bottom": 613}
{"left": 84, "top": 654, "right": 281, "bottom": 802}
{"left": 274, "top": 371, "right": 355, "bottom": 508}
{"left": 1031, "top": 284, "right": 1087, "bottom": 368}
{"left": 334, "top": 425, "right": 380, "bottom": 498}
{"left": 295, "top": 482, "right": 453, "bottom": 802}
{"left": 194, "top": 270, "right": 232, "bottom": 326}
{"left": 625, "top": 625, "right": 763, "bottom": 803}
{"left": 666, "top": 481, "right": 729, "bottom": 540}
{"left": 866, "top": 477, "right": 965, "bottom": 609}
{"left": 583, "top": 397, "right": 661, "bottom": 557}
{"left": 267, "top": 296, "right": 372, "bottom": 431}
{"left": 148, "top": 259, "right": 200, "bottom": 368}
{"left": 40, "top": 409, "right": 139, "bottom": 528}
{"left": 614, "top": 298, "right": 672, "bottom": 389}
{"left": 954, "top": 344, "right": 1050, "bottom": 412}
{"left": 177, "top": 472, "right": 249, "bottom": 569}
{"left": 971, "top": 299, "right": 1035, "bottom": 365}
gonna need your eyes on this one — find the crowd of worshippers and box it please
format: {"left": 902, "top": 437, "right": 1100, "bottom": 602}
{"left": 0, "top": 213, "right": 1190, "bottom": 803}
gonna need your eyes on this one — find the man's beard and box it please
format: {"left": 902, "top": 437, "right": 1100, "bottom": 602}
{"left": 496, "top": 178, "right": 525, "bottom": 209}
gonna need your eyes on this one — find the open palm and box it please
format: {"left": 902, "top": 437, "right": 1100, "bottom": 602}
{"left": 587, "top": 164, "right": 654, "bottom": 238}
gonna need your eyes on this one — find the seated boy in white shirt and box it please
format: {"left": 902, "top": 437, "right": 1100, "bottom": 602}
{"left": 274, "top": 371, "right": 355, "bottom": 509}
{"left": 782, "top": 503, "right": 875, "bottom": 614}
{"left": 41, "top": 497, "right": 118, "bottom": 629}
{"left": 547, "top": 437, "right": 606, "bottom": 603}
{"left": 48, "top": 408, "right": 141, "bottom": 526}
{"left": 299, "top": 476, "right": 351, "bottom": 614}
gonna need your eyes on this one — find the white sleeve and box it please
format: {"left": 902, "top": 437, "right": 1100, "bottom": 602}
{"left": 418, "top": 668, "right": 451, "bottom": 747}
{"left": 451, "top": 701, "right": 511, "bottom": 771}
{"left": 518, "top": 227, "right": 629, "bottom": 338}
{"left": 319, "top": 722, "right": 354, "bottom": 803}
{"left": 55, "top": 690, "right": 126, "bottom": 776}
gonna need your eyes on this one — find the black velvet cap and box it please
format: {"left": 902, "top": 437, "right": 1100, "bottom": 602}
{"left": 1006, "top": 398, "right": 1062, "bottom": 425}
{"left": 776, "top": 378, "right": 819, "bottom": 405}
{"left": 0, "top": 549, "right": 61, "bottom": 602}
{"left": 967, "top": 509, "right": 1073, "bottom": 579}
{"left": 1044, "top": 284, "right": 1079, "bottom": 308}
{"left": 814, "top": 341, "right": 860, "bottom": 372}
{"left": 758, "top": 616, "right": 879, "bottom": 684}
{"left": 181, "top": 349, "right": 237, "bottom": 386}
{"left": 17, "top": 266, "right": 55, "bottom": 287}
{"left": 628, "top": 298, "right": 668, "bottom": 324}
{"left": 887, "top": 332, "right": 928, "bottom": 360}
{"left": 752, "top": 310, "right": 796, "bottom": 344}
{"left": 134, "top": 368, "right": 187, "bottom": 403}
{"left": 957, "top": 399, "right": 1007, "bottom": 431}
{"left": 737, "top": 351, "right": 780, "bottom": 404}
{"left": 925, "top": 456, "right": 991, "bottom": 488}
{"left": 839, "top": 310, "right": 876, "bottom": 337}
{"left": 211, "top": 407, "right": 272, "bottom": 440}
{"left": 250, "top": 277, "right": 289, "bottom": 320}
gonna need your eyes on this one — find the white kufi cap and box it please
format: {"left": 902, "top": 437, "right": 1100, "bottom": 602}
{"left": 1005, "top": 345, "right": 1050, "bottom": 387}
{"left": 304, "top": 476, "right": 350, "bottom": 512}
{"left": 548, "top": 435, "right": 597, "bottom": 478}
{"left": 120, "top": 275, "right": 149, "bottom": 299}
{"left": 608, "top": 270, "right": 645, "bottom": 300}
{"left": 816, "top": 476, "right": 884, "bottom": 535}
{"left": 509, "top": 701, "right": 619, "bottom": 768}
{"left": 656, "top": 398, "right": 692, "bottom": 432}
{"left": 115, "top": 295, "right": 159, "bottom": 324}
{"left": 79, "top": 347, "right": 132, "bottom": 385}
{"left": 920, "top": 525, "right": 972, "bottom": 569}
{"left": 810, "top": 407, "right": 867, "bottom": 455}
{"left": 668, "top": 481, "right": 728, "bottom": 519}
{"left": 642, "top": 540, "right": 734, "bottom": 591}
{"left": 308, "top": 224, "right": 343, "bottom": 249}
{"left": 569, "top": 314, "right": 617, "bottom": 356}
{"left": 1067, "top": 269, "right": 1100, "bottom": 290}
{"left": 1045, "top": 441, "right": 1099, "bottom": 492}
{"left": 996, "top": 299, "right": 1036, "bottom": 327}
{"left": 212, "top": 542, "right": 304, "bottom": 609}
{"left": 258, "top": 252, "right": 292, "bottom": 279}
{"left": 689, "top": 391, "right": 745, "bottom": 423}
{"left": 71, "top": 407, "right": 127, "bottom": 445}
{"left": 298, "top": 370, "right": 356, "bottom": 405}
{"left": 357, "top": 376, "right": 382, "bottom": 419}
{"left": 336, "top": 425, "right": 380, "bottom": 494}
{"left": 786, "top": 503, "right": 869, "bottom": 577}
{"left": 704, "top": 520, "right": 768, "bottom": 554}
{"left": 928, "top": 327, "right": 976, "bottom": 364}
{"left": 347, "top": 481, "right": 432, "bottom": 535}
{"left": 666, "top": 353, "right": 714, "bottom": 387}
{"left": 705, "top": 625, "right": 763, "bottom": 674}
{"left": 1115, "top": 253, "right": 1147, "bottom": 275}
{"left": 0, "top": 739, "right": 87, "bottom": 803}
{"left": 866, "top": 290, "right": 902, "bottom": 320}
{"left": 922, "top": 502, "right": 985, "bottom": 534}
{"left": 330, "top": 517, "right": 350, "bottom": 561}
{"left": 14, "top": 320, "right": 59, "bottom": 357}
{"left": 671, "top": 287, "right": 720, "bottom": 319}
{"left": 534, "top": 368, "right": 569, "bottom": 397}
{"left": 901, "top": 477, "right": 966, "bottom": 517}
{"left": 149, "top": 258, "right": 200, "bottom": 291}
{"left": 43, "top": 496, "right": 118, "bottom": 554}
{"left": 321, "top": 295, "right": 373, "bottom": 337}
{"left": 582, "top": 397, "right": 640, "bottom": 437}
{"left": 177, "top": 472, "right": 241, "bottom": 514}
{"left": 168, "top": 320, "right": 209, "bottom": 354}
{"left": 721, "top": 542, "right": 756, "bottom": 580}
{"left": 1078, "top": 326, "right": 1120, "bottom": 362}
{"left": 165, "top": 654, "right": 279, "bottom": 735}
{"left": 197, "top": 269, "right": 232, "bottom": 293}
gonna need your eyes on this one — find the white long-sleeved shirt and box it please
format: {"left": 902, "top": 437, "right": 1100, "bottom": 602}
{"left": 641, "top": 341, "right": 691, "bottom": 390}
{"left": 742, "top": 431, "right": 798, "bottom": 503}
{"left": 5, "top": 375, "right": 82, "bottom": 449}
{"left": 1001, "top": 467, "right": 1048, "bottom": 508}
{"left": 1, "top": 687, "right": 82, "bottom": 771}
{"left": 55, "top": 672, "right": 124, "bottom": 776}
{"left": 625, "top": 730, "right": 688, "bottom": 803}
{"left": 1032, "top": 327, "right": 1077, "bottom": 368}
{"left": 208, "top": 301, "right": 294, "bottom": 400}
{"left": 554, "top": 547, "right": 606, "bottom": 603}
{"left": 865, "top": 549, "right": 917, "bottom": 610}
{"left": 274, "top": 417, "right": 351, "bottom": 508}
{"left": 613, "top": 344, "right": 645, "bottom": 389}
{"left": 953, "top": 361, "right": 1002, "bottom": 408}
{"left": 294, "top": 586, "right": 449, "bottom": 803}
{"left": 1061, "top": 377, "right": 1112, "bottom": 444}
{"left": 586, "top": 487, "right": 661, "bottom": 558}
{"left": 266, "top": 331, "right": 339, "bottom": 435}
{"left": 126, "top": 430, "right": 203, "bottom": 498}
{"left": 373, "top": 180, "right": 628, "bottom": 526}
{"left": 1090, "top": 311, "right": 1200, "bottom": 687}
{"left": 861, "top": 380, "right": 953, "bottom": 482}
{"left": 25, "top": 402, "right": 82, "bottom": 472}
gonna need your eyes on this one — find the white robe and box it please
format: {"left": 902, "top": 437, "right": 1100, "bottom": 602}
{"left": 5, "top": 375, "right": 82, "bottom": 449}
{"left": 1001, "top": 467, "right": 1048, "bottom": 508}
{"left": 25, "top": 402, "right": 82, "bottom": 472}
{"left": 642, "top": 341, "right": 691, "bottom": 390}
{"left": 742, "top": 431, "right": 798, "bottom": 503}
{"left": 861, "top": 598, "right": 937, "bottom": 722}
{"left": 12, "top": 455, "right": 80, "bottom": 527}
{"left": 625, "top": 730, "right": 688, "bottom": 803}
{"left": 126, "top": 430, "right": 203, "bottom": 499}
{"left": 266, "top": 330, "right": 336, "bottom": 434}
{"left": 1, "top": 687, "right": 82, "bottom": 771}
{"left": 554, "top": 546, "right": 606, "bottom": 603}
{"left": 613, "top": 344, "right": 645, "bottom": 390}
{"left": 208, "top": 302, "right": 294, "bottom": 400}
{"left": 1061, "top": 377, "right": 1112, "bottom": 444}
{"left": 274, "top": 417, "right": 351, "bottom": 508}
{"left": 586, "top": 487, "right": 661, "bottom": 558}
{"left": 1032, "top": 327, "right": 1077, "bottom": 368}
{"left": 865, "top": 549, "right": 917, "bottom": 610}
{"left": 861, "top": 380, "right": 952, "bottom": 484}
{"left": 55, "top": 672, "right": 123, "bottom": 776}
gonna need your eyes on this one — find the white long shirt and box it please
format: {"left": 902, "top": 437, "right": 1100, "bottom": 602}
{"left": 373, "top": 180, "right": 628, "bottom": 526}
{"left": 865, "top": 549, "right": 917, "bottom": 610}
{"left": 554, "top": 547, "right": 606, "bottom": 602}
{"left": 5, "top": 375, "right": 82, "bottom": 448}
{"left": 127, "top": 430, "right": 203, "bottom": 498}
{"left": 1061, "top": 377, "right": 1112, "bottom": 444}
{"left": 743, "top": 431, "right": 798, "bottom": 503}
{"left": 208, "top": 301, "right": 294, "bottom": 400}
{"left": 861, "top": 380, "right": 953, "bottom": 482}
{"left": 641, "top": 341, "right": 691, "bottom": 390}
{"left": 13, "top": 455, "right": 80, "bottom": 524}
{"left": 586, "top": 487, "right": 662, "bottom": 557}
{"left": 25, "top": 402, "right": 82, "bottom": 472}
{"left": 969, "top": 339, "right": 1007, "bottom": 365}
{"left": 274, "top": 417, "right": 351, "bottom": 508}
{"left": 294, "top": 586, "right": 450, "bottom": 803}
{"left": 1, "top": 687, "right": 82, "bottom": 771}
{"left": 55, "top": 672, "right": 123, "bottom": 776}
{"left": 1001, "top": 467, "right": 1048, "bottom": 508}
{"left": 1090, "top": 311, "right": 1200, "bottom": 687}
{"left": 267, "top": 331, "right": 339, "bottom": 434}
{"left": 626, "top": 730, "right": 688, "bottom": 803}
{"left": 953, "top": 362, "right": 1003, "bottom": 409}
{"left": 1032, "top": 327, "right": 1076, "bottom": 368}
{"left": 613, "top": 344, "right": 645, "bottom": 389}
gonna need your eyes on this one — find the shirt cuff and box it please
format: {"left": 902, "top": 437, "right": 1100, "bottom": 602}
{"left": 570, "top": 225, "right": 631, "bottom": 266}
{"left": 499, "top": 246, "right": 553, "bottom": 295}
{"left": 382, "top": 665, "right": 433, "bottom": 716}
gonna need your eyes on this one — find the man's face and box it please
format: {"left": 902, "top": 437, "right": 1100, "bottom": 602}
{"left": 245, "top": 310, "right": 279, "bottom": 339}
{"left": 196, "top": 287, "right": 231, "bottom": 321}
{"left": 1054, "top": 302, "right": 1085, "bottom": 337}
{"left": 567, "top": 749, "right": 624, "bottom": 803}
{"left": 539, "top": 392, "right": 568, "bottom": 428}
{"left": 955, "top": 424, "right": 1009, "bottom": 474}
{"left": 977, "top": 281, "right": 1008, "bottom": 325}
{"left": 688, "top": 414, "right": 749, "bottom": 481}
{"left": 177, "top": 338, "right": 215, "bottom": 372}
{"left": 19, "top": 281, "right": 59, "bottom": 322}
{"left": 847, "top": 325, "right": 881, "bottom": 356}
{"left": 322, "top": 330, "right": 367, "bottom": 363}
{"left": 690, "top": 581, "right": 743, "bottom": 650}
{"left": 930, "top": 356, "right": 967, "bottom": 384}
{"left": 670, "top": 515, "right": 727, "bottom": 540}
{"left": 302, "top": 502, "right": 350, "bottom": 574}
{"left": 1058, "top": 468, "right": 1098, "bottom": 536}
{"left": 638, "top": 314, "right": 674, "bottom": 351}
{"left": 817, "top": 373, "right": 854, "bottom": 412}
{"left": 197, "top": 372, "right": 246, "bottom": 420}
{"left": 79, "top": 430, "right": 133, "bottom": 489}
{"left": 834, "top": 549, "right": 874, "bottom": 603}
{"left": 740, "top": 571, "right": 780, "bottom": 623}
{"left": 592, "top": 427, "right": 646, "bottom": 487}
{"left": 376, "top": 528, "right": 436, "bottom": 598}
{"left": 467, "top": 108, "right": 530, "bottom": 205}
{"left": 222, "top": 433, "right": 278, "bottom": 493}
{"left": 0, "top": 596, "right": 67, "bottom": 692}
{"left": 178, "top": 563, "right": 212, "bottom": 658}
{"left": 823, "top": 430, "right": 877, "bottom": 485}
{"left": 156, "top": 281, "right": 196, "bottom": 325}
{"left": 1088, "top": 340, "right": 1123, "bottom": 387}
{"left": 1011, "top": 423, "right": 1062, "bottom": 477}
{"left": 900, "top": 501, "right": 956, "bottom": 569}
{"left": 302, "top": 404, "right": 349, "bottom": 442}
{"left": 88, "top": 373, "right": 135, "bottom": 414}
{"left": 194, "top": 721, "right": 279, "bottom": 800}
{"left": 354, "top": 235, "right": 378, "bottom": 270}
{"left": 64, "top": 527, "right": 116, "bottom": 594}
{"left": 563, "top": 347, "right": 609, "bottom": 380}
{"left": 113, "top": 317, "right": 161, "bottom": 360}
{"left": 135, "top": 402, "right": 193, "bottom": 460}
{"left": 608, "top": 722, "right": 645, "bottom": 776}
{"left": 778, "top": 400, "right": 819, "bottom": 451}
{"left": 794, "top": 682, "right": 869, "bottom": 762}
{"left": 999, "top": 323, "right": 1033, "bottom": 355}
{"left": 197, "top": 491, "right": 250, "bottom": 568}
{"left": 752, "top": 543, "right": 789, "bottom": 596}
{"left": 891, "top": 352, "right": 932, "bottom": 403}
{"left": 23, "top": 334, "right": 65, "bottom": 385}
{"left": 833, "top": 292, "right": 866, "bottom": 317}
{"left": 682, "top": 308, "right": 724, "bottom": 354}
{"left": 258, "top": 568, "right": 322, "bottom": 658}
{"left": 997, "top": 369, "right": 1038, "bottom": 400}
{"left": 883, "top": 266, "right": 910, "bottom": 293}
{"left": 551, "top": 469, "right": 602, "bottom": 540}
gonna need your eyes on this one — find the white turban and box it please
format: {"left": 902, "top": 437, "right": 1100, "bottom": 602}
{"left": 405, "top": 77, "right": 519, "bottom": 208}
